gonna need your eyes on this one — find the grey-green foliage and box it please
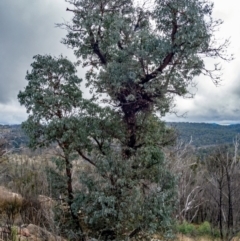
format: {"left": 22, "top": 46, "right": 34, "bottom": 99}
{"left": 73, "top": 146, "right": 175, "bottom": 239}
{"left": 19, "top": 55, "right": 82, "bottom": 117}
{"left": 63, "top": 0, "right": 230, "bottom": 113}
{"left": 72, "top": 116, "right": 176, "bottom": 238}
{"left": 18, "top": 0, "right": 230, "bottom": 240}
{"left": 18, "top": 54, "right": 176, "bottom": 239}
{"left": 18, "top": 54, "right": 122, "bottom": 155}
{"left": 18, "top": 55, "right": 83, "bottom": 147}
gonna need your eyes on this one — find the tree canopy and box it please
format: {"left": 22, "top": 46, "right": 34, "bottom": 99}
{"left": 63, "top": 0, "right": 230, "bottom": 109}
{"left": 60, "top": 0, "right": 230, "bottom": 156}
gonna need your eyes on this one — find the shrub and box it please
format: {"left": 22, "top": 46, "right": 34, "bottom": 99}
{"left": 177, "top": 222, "right": 196, "bottom": 235}
{"left": 0, "top": 197, "right": 22, "bottom": 227}
{"left": 211, "top": 228, "right": 220, "bottom": 238}
{"left": 198, "top": 221, "right": 211, "bottom": 236}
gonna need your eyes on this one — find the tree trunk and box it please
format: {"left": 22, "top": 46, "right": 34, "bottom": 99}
{"left": 65, "top": 155, "right": 85, "bottom": 241}
{"left": 226, "top": 173, "right": 233, "bottom": 237}
{"left": 219, "top": 183, "right": 223, "bottom": 240}
{"left": 122, "top": 109, "right": 137, "bottom": 158}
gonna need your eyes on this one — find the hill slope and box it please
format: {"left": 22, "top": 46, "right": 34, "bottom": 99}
{"left": 0, "top": 124, "right": 28, "bottom": 149}
{"left": 167, "top": 122, "right": 240, "bottom": 147}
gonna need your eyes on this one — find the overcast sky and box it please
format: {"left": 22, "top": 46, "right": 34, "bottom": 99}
{"left": 0, "top": 0, "right": 240, "bottom": 125}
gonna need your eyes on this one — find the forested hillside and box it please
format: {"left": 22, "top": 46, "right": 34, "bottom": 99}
{"left": 168, "top": 122, "right": 240, "bottom": 147}
{"left": 0, "top": 125, "right": 28, "bottom": 149}
{"left": 2, "top": 123, "right": 240, "bottom": 149}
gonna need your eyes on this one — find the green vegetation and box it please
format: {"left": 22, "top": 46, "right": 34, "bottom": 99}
{"left": 2, "top": 132, "right": 240, "bottom": 241}
{"left": 198, "top": 221, "right": 211, "bottom": 236}
{"left": 168, "top": 122, "right": 240, "bottom": 147}
{"left": 18, "top": 54, "right": 177, "bottom": 240}
{"left": 177, "top": 221, "right": 215, "bottom": 237}
{"left": 10, "top": 226, "right": 18, "bottom": 241}
{"left": 0, "top": 0, "right": 232, "bottom": 240}
{"left": 177, "top": 222, "right": 196, "bottom": 236}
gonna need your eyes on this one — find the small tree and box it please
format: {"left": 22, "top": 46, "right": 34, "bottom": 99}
{"left": 18, "top": 55, "right": 88, "bottom": 240}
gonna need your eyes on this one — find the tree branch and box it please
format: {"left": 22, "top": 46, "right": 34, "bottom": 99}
{"left": 77, "top": 149, "right": 96, "bottom": 167}
{"left": 141, "top": 11, "right": 178, "bottom": 84}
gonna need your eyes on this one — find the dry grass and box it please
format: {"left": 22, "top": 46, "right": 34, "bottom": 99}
{"left": 177, "top": 234, "right": 240, "bottom": 241}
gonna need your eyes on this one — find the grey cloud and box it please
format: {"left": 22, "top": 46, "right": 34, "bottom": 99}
{"left": 0, "top": 0, "right": 82, "bottom": 124}
{"left": 0, "top": 0, "right": 240, "bottom": 125}
{"left": 165, "top": 75, "right": 240, "bottom": 124}
{"left": 0, "top": 101, "right": 27, "bottom": 125}
{"left": 164, "top": 0, "right": 240, "bottom": 124}
{"left": 0, "top": 0, "right": 73, "bottom": 104}
{"left": 228, "top": 74, "right": 240, "bottom": 100}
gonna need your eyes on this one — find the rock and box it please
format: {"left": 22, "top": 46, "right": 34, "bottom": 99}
{"left": 18, "top": 227, "right": 30, "bottom": 237}
{"left": 0, "top": 186, "right": 23, "bottom": 201}
{"left": 0, "top": 227, "right": 9, "bottom": 233}
{"left": 16, "top": 235, "right": 29, "bottom": 241}
{"left": 17, "top": 234, "right": 47, "bottom": 241}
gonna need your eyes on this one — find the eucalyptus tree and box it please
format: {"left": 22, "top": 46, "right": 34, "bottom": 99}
{"left": 18, "top": 55, "right": 86, "bottom": 238}
{"left": 18, "top": 0, "right": 230, "bottom": 240}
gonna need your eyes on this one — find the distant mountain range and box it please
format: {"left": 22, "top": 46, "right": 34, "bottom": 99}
{"left": 1, "top": 122, "right": 240, "bottom": 149}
